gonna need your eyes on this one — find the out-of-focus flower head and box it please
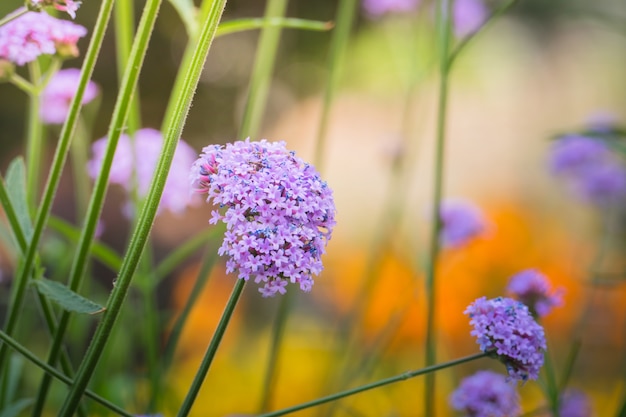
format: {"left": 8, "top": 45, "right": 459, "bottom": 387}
{"left": 439, "top": 199, "right": 488, "bottom": 249}
{"left": 28, "top": 0, "right": 82, "bottom": 19}
{"left": 506, "top": 269, "right": 564, "bottom": 317}
{"left": 449, "top": 370, "right": 520, "bottom": 417}
{"left": 453, "top": 0, "right": 487, "bottom": 37}
{"left": 362, "top": 0, "right": 420, "bottom": 18}
{"left": 40, "top": 68, "right": 99, "bottom": 124}
{"left": 465, "top": 296, "right": 546, "bottom": 381}
{"left": 87, "top": 128, "right": 198, "bottom": 216}
{"left": 0, "top": 10, "right": 87, "bottom": 65}
{"left": 549, "top": 135, "right": 626, "bottom": 206}
{"left": 190, "top": 139, "right": 336, "bottom": 297}
{"left": 559, "top": 389, "right": 594, "bottom": 417}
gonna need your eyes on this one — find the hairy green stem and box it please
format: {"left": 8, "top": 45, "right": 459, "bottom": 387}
{"left": 217, "top": 17, "right": 332, "bottom": 37}
{"left": 115, "top": 0, "right": 141, "bottom": 134}
{"left": 260, "top": 352, "right": 489, "bottom": 417}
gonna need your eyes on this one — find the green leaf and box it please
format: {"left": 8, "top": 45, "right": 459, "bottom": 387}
{"left": 217, "top": 17, "right": 333, "bottom": 38}
{"left": 32, "top": 278, "right": 105, "bottom": 315}
{"left": 6, "top": 355, "right": 24, "bottom": 404}
{"left": 0, "top": 398, "right": 34, "bottom": 417}
{"left": 167, "top": 0, "right": 198, "bottom": 37}
{"left": 4, "top": 157, "right": 33, "bottom": 242}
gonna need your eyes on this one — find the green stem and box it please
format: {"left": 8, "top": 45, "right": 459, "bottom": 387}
{"left": 115, "top": 0, "right": 141, "bottom": 134}
{"left": 59, "top": 0, "right": 227, "bottom": 414}
{"left": 423, "top": 1, "right": 452, "bottom": 415}
{"left": 259, "top": 352, "right": 489, "bottom": 417}
{"left": 0, "top": 330, "right": 133, "bottom": 417}
{"left": 162, "top": 243, "right": 219, "bottom": 371}
{"left": 217, "top": 17, "right": 332, "bottom": 37}
{"left": 313, "top": 0, "right": 357, "bottom": 170}
{"left": 0, "top": 7, "right": 28, "bottom": 28}
{"left": 238, "top": 0, "right": 288, "bottom": 138}
{"left": 176, "top": 279, "right": 246, "bottom": 417}
{"left": 0, "top": 0, "right": 114, "bottom": 390}
{"left": 8, "top": 73, "right": 37, "bottom": 95}
{"left": 25, "top": 60, "right": 43, "bottom": 206}
{"left": 69, "top": 118, "right": 92, "bottom": 219}
{"left": 259, "top": 290, "right": 294, "bottom": 412}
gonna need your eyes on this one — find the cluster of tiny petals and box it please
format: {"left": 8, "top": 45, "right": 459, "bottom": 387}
{"left": 506, "top": 269, "right": 563, "bottom": 317}
{"left": 549, "top": 135, "right": 626, "bottom": 205}
{"left": 449, "top": 370, "right": 520, "bottom": 417}
{"left": 0, "top": 10, "right": 87, "bottom": 65}
{"left": 465, "top": 296, "right": 546, "bottom": 382}
{"left": 439, "top": 199, "right": 488, "bottom": 249}
{"left": 40, "top": 68, "right": 99, "bottom": 124}
{"left": 190, "top": 139, "right": 336, "bottom": 297}
{"left": 29, "top": 0, "right": 82, "bottom": 19}
{"left": 559, "top": 389, "right": 594, "bottom": 417}
{"left": 88, "top": 128, "right": 198, "bottom": 216}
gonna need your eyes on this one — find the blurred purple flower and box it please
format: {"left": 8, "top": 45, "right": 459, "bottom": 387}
{"left": 449, "top": 370, "right": 520, "bottom": 417}
{"left": 465, "top": 296, "right": 546, "bottom": 381}
{"left": 40, "top": 68, "right": 99, "bottom": 124}
{"left": 559, "top": 389, "right": 594, "bottom": 417}
{"left": 453, "top": 0, "right": 488, "bottom": 37}
{"left": 549, "top": 135, "right": 626, "bottom": 206}
{"left": 362, "top": 0, "right": 420, "bottom": 18}
{"left": 29, "top": 0, "right": 82, "bottom": 18}
{"left": 190, "top": 139, "right": 336, "bottom": 297}
{"left": 506, "top": 269, "right": 563, "bottom": 317}
{"left": 439, "top": 199, "right": 488, "bottom": 249}
{"left": 88, "top": 128, "right": 198, "bottom": 216}
{"left": 0, "top": 10, "right": 87, "bottom": 65}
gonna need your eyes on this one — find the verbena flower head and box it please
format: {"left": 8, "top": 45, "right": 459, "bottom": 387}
{"left": 465, "top": 296, "right": 546, "bottom": 381}
{"left": 439, "top": 199, "right": 487, "bottom": 249}
{"left": 453, "top": 0, "right": 487, "bottom": 38}
{"left": 190, "top": 139, "right": 336, "bottom": 297}
{"left": 28, "top": 0, "right": 82, "bottom": 19}
{"left": 40, "top": 68, "right": 99, "bottom": 124}
{"left": 559, "top": 389, "right": 594, "bottom": 417}
{"left": 0, "top": 10, "right": 87, "bottom": 65}
{"left": 549, "top": 135, "right": 626, "bottom": 206}
{"left": 449, "top": 370, "right": 520, "bottom": 417}
{"left": 362, "top": 0, "right": 420, "bottom": 18}
{"left": 88, "top": 128, "right": 198, "bottom": 216}
{"left": 506, "top": 269, "right": 563, "bottom": 317}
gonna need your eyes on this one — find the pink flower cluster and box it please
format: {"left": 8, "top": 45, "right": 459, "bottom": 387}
{"left": 29, "top": 0, "right": 82, "bottom": 19}
{"left": 40, "top": 68, "right": 99, "bottom": 124}
{"left": 0, "top": 11, "right": 87, "bottom": 65}
{"left": 190, "top": 139, "right": 336, "bottom": 297}
{"left": 88, "top": 129, "right": 198, "bottom": 216}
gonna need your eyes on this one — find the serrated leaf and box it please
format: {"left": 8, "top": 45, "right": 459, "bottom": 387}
{"left": 0, "top": 398, "right": 34, "bottom": 417}
{"left": 5, "top": 157, "right": 33, "bottom": 241}
{"left": 32, "top": 278, "right": 105, "bottom": 315}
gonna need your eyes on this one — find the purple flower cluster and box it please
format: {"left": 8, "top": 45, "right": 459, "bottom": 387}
{"left": 453, "top": 0, "right": 487, "bottom": 38}
{"left": 190, "top": 139, "right": 336, "bottom": 297}
{"left": 465, "top": 296, "right": 546, "bottom": 381}
{"left": 0, "top": 11, "right": 87, "bottom": 65}
{"left": 439, "top": 199, "right": 487, "bottom": 249}
{"left": 28, "top": 0, "right": 82, "bottom": 19}
{"left": 506, "top": 269, "right": 563, "bottom": 317}
{"left": 362, "top": 0, "right": 420, "bottom": 18}
{"left": 559, "top": 389, "right": 594, "bottom": 417}
{"left": 449, "top": 370, "right": 520, "bottom": 417}
{"left": 88, "top": 128, "right": 198, "bottom": 216}
{"left": 40, "top": 68, "right": 99, "bottom": 124}
{"left": 549, "top": 135, "right": 626, "bottom": 206}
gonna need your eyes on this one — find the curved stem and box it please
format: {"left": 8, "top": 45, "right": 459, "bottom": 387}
{"left": 259, "top": 352, "right": 489, "bottom": 417}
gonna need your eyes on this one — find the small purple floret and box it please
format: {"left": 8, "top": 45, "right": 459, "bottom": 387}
{"left": 0, "top": 10, "right": 87, "bottom": 65}
{"left": 439, "top": 199, "right": 487, "bottom": 249}
{"left": 559, "top": 389, "right": 594, "bottom": 417}
{"left": 453, "top": 0, "right": 488, "bottom": 37}
{"left": 449, "top": 370, "right": 520, "bottom": 417}
{"left": 190, "top": 139, "right": 336, "bottom": 297}
{"left": 506, "top": 269, "right": 563, "bottom": 317}
{"left": 465, "top": 296, "right": 546, "bottom": 381}
{"left": 40, "top": 68, "right": 99, "bottom": 124}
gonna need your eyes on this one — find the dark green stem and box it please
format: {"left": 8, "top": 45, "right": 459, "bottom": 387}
{"left": 175, "top": 279, "right": 246, "bottom": 417}
{"left": 259, "top": 352, "right": 489, "bottom": 417}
